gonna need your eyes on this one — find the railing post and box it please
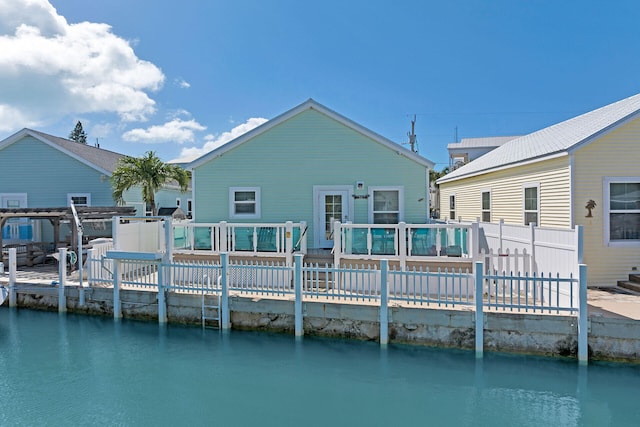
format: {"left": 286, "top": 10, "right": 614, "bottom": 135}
{"left": 220, "top": 252, "right": 230, "bottom": 330}
{"left": 333, "top": 221, "right": 342, "bottom": 267}
{"left": 86, "top": 248, "right": 94, "bottom": 287}
{"left": 398, "top": 222, "right": 407, "bottom": 270}
{"left": 294, "top": 254, "right": 303, "bottom": 337}
{"left": 578, "top": 264, "right": 588, "bottom": 365}
{"left": 9, "top": 247, "right": 17, "bottom": 307}
{"left": 471, "top": 221, "right": 480, "bottom": 263}
{"left": 299, "top": 221, "right": 308, "bottom": 254}
{"left": 58, "top": 248, "right": 67, "bottom": 313}
{"left": 188, "top": 223, "right": 196, "bottom": 250}
{"left": 164, "top": 217, "right": 174, "bottom": 261}
{"left": 220, "top": 221, "right": 228, "bottom": 252}
{"left": 475, "top": 261, "right": 484, "bottom": 358}
{"left": 113, "top": 260, "right": 122, "bottom": 320}
{"left": 285, "top": 221, "right": 294, "bottom": 266}
{"left": 498, "top": 219, "right": 504, "bottom": 252}
{"left": 113, "top": 217, "right": 120, "bottom": 250}
{"left": 157, "top": 262, "right": 167, "bottom": 324}
{"left": 575, "top": 225, "right": 584, "bottom": 266}
{"left": 529, "top": 223, "right": 536, "bottom": 274}
{"left": 380, "top": 259, "right": 389, "bottom": 346}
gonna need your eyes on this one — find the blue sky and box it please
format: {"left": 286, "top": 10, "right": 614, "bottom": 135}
{"left": 2, "top": 0, "right": 640, "bottom": 168}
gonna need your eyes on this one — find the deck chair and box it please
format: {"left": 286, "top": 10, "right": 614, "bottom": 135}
{"left": 256, "top": 227, "right": 277, "bottom": 252}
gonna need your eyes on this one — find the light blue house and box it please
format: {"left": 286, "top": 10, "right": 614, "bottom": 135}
{"left": 188, "top": 99, "right": 435, "bottom": 250}
{"left": 0, "top": 128, "right": 190, "bottom": 249}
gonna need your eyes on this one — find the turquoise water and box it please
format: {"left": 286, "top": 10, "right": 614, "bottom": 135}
{"left": 1, "top": 309, "right": 639, "bottom": 427}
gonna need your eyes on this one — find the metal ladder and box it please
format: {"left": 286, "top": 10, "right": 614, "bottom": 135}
{"left": 201, "top": 275, "right": 222, "bottom": 329}
{"left": 201, "top": 291, "right": 221, "bottom": 329}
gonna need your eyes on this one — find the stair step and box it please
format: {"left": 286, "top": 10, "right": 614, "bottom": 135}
{"left": 617, "top": 280, "right": 640, "bottom": 294}
{"left": 628, "top": 273, "right": 640, "bottom": 284}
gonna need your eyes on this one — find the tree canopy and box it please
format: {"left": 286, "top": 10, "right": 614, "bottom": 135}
{"left": 111, "top": 151, "right": 190, "bottom": 215}
{"left": 69, "top": 121, "right": 87, "bottom": 144}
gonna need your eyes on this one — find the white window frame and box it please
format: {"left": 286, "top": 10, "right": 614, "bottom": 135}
{"left": 229, "top": 187, "right": 261, "bottom": 219}
{"left": 604, "top": 176, "right": 640, "bottom": 247}
{"left": 187, "top": 198, "right": 193, "bottom": 218}
{"left": 449, "top": 193, "right": 456, "bottom": 221}
{"left": 522, "top": 183, "right": 540, "bottom": 226}
{"left": 67, "top": 193, "right": 91, "bottom": 206}
{"left": 0, "top": 193, "right": 27, "bottom": 208}
{"left": 481, "top": 189, "right": 491, "bottom": 223}
{"left": 368, "top": 186, "right": 404, "bottom": 224}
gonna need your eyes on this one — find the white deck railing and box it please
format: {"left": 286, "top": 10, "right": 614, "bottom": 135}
{"left": 107, "top": 217, "right": 581, "bottom": 279}
{"left": 333, "top": 221, "right": 477, "bottom": 268}
{"left": 173, "top": 221, "right": 307, "bottom": 260}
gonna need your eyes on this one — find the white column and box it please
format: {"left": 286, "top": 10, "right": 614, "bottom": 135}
{"left": 379, "top": 259, "right": 389, "bottom": 346}
{"left": 578, "top": 264, "right": 588, "bottom": 365}
{"left": 9, "top": 247, "right": 17, "bottom": 307}
{"left": 294, "top": 254, "right": 303, "bottom": 337}
{"left": 58, "top": 248, "right": 67, "bottom": 313}
{"left": 475, "top": 261, "right": 484, "bottom": 358}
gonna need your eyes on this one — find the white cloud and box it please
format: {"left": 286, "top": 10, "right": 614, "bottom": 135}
{"left": 0, "top": 0, "right": 164, "bottom": 131}
{"left": 175, "top": 78, "right": 190, "bottom": 89}
{"left": 171, "top": 117, "right": 268, "bottom": 163}
{"left": 122, "top": 118, "right": 206, "bottom": 144}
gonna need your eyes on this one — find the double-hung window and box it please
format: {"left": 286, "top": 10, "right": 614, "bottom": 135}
{"left": 523, "top": 184, "right": 539, "bottom": 225}
{"left": 229, "top": 187, "right": 261, "bottom": 219}
{"left": 68, "top": 193, "right": 91, "bottom": 206}
{"left": 481, "top": 191, "right": 491, "bottom": 222}
{"left": 369, "top": 187, "right": 403, "bottom": 224}
{"left": 605, "top": 178, "right": 640, "bottom": 245}
{"left": 449, "top": 195, "right": 456, "bottom": 221}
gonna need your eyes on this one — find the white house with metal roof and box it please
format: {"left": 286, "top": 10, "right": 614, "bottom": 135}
{"left": 448, "top": 135, "right": 520, "bottom": 170}
{"left": 437, "top": 92, "right": 640, "bottom": 286}
{"left": 188, "top": 99, "right": 435, "bottom": 250}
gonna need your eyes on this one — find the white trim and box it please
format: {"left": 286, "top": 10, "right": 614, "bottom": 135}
{"left": 438, "top": 152, "right": 568, "bottom": 184}
{"left": 313, "top": 185, "right": 354, "bottom": 248}
{"left": 229, "top": 187, "right": 261, "bottom": 219}
{"left": 481, "top": 189, "right": 491, "bottom": 223}
{"left": 603, "top": 176, "right": 640, "bottom": 247}
{"left": 0, "top": 128, "right": 114, "bottom": 176}
{"left": 448, "top": 192, "right": 456, "bottom": 222}
{"left": 67, "top": 193, "right": 91, "bottom": 206}
{"left": 368, "top": 186, "right": 404, "bottom": 224}
{"left": 189, "top": 99, "right": 435, "bottom": 170}
{"left": 569, "top": 153, "right": 575, "bottom": 227}
{"left": 186, "top": 198, "right": 193, "bottom": 218}
{"left": 522, "top": 182, "right": 540, "bottom": 226}
{"left": 0, "top": 193, "right": 27, "bottom": 208}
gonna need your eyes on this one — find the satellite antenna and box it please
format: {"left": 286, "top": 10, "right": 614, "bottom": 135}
{"left": 407, "top": 115, "right": 417, "bottom": 153}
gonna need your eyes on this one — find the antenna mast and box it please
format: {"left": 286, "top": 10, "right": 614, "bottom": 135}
{"left": 407, "top": 115, "right": 417, "bottom": 152}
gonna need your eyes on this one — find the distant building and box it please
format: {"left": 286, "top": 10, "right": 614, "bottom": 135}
{"left": 448, "top": 136, "right": 520, "bottom": 170}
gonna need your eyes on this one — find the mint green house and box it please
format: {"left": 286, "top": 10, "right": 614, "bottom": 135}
{"left": 188, "top": 99, "right": 435, "bottom": 250}
{"left": 0, "top": 129, "right": 191, "bottom": 248}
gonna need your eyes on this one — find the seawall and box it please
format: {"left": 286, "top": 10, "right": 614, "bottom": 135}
{"left": 4, "top": 286, "right": 640, "bottom": 363}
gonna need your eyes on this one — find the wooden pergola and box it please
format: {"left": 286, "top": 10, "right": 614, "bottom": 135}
{"left": 0, "top": 206, "right": 136, "bottom": 252}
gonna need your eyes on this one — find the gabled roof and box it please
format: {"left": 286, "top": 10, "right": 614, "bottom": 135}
{"left": 0, "top": 128, "right": 126, "bottom": 175}
{"left": 447, "top": 135, "right": 521, "bottom": 150}
{"left": 189, "top": 99, "right": 435, "bottom": 169}
{"left": 439, "top": 93, "right": 640, "bottom": 184}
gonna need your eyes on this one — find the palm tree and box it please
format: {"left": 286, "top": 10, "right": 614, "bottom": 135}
{"left": 111, "top": 151, "right": 190, "bottom": 215}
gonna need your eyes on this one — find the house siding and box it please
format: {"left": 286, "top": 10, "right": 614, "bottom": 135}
{"left": 0, "top": 136, "right": 114, "bottom": 207}
{"left": 439, "top": 156, "right": 571, "bottom": 228}
{"left": 193, "top": 109, "right": 429, "bottom": 244}
{"left": 573, "top": 117, "right": 640, "bottom": 286}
